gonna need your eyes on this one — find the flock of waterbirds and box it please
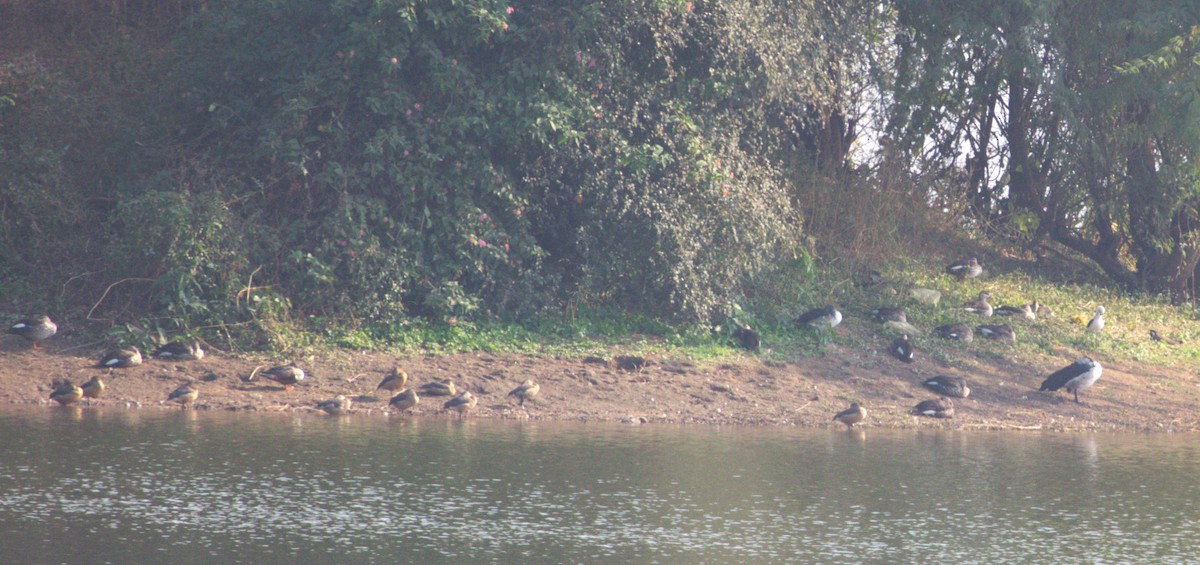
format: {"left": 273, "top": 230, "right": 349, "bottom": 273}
{"left": 749, "top": 256, "right": 1123, "bottom": 428}
{"left": 5, "top": 316, "right": 539, "bottom": 417}
{"left": 0, "top": 256, "right": 1163, "bottom": 426}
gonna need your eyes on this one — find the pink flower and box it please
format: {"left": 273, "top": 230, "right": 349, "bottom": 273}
{"left": 477, "top": 239, "right": 488, "bottom": 247}
{"left": 575, "top": 51, "right": 583, "bottom": 63}
{"left": 478, "top": 213, "right": 488, "bottom": 222}
{"left": 506, "top": 6, "right": 514, "bottom": 14}
{"left": 391, "top": 57, "right": 398, "bottom": 65}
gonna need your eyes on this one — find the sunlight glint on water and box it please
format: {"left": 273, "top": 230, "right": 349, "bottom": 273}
{"left": 0, "top": 406, "right": 1198, "bottom": 563}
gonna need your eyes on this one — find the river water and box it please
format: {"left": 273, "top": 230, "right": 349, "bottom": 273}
{"left": 0, "top": 406, "right": 1198, "bottom": 563}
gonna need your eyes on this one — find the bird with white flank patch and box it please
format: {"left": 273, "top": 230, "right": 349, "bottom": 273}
{"left": 152, "top": 341, "right": 205, "bottom": 361}
{"left": 1039, "top": 357, "right": 1102, "bottom": 404}
{"left": 933, "top": 323, "right": 973, "bottom": 343}
{"left": 911, "top": 398, "right": 955, "bottom": 418}
{"left": 976, "top": 324, "right": 1016, "bottom": 344}
{"left": 8, "top": 315, "right": 57, "bottom": 350}
{"left": 97, "top": 346, "right": 142, "bottom": 369}
{"left": 963, "top": 291, "right": 993, "bottom": 317}
{"left": 890, "top": 334, "right": 914, "bottom": 363}
{"left": 922, "top": 375, "right": 970, "bottom": 398}
{"left": 994, "top": 303, "right": 1035, "bottom": 321}
{"left": 794, "top": 306, "right": 842, "bottom": 331}
{"left": 945, "top": 257, "right": 982, "bottom": 281}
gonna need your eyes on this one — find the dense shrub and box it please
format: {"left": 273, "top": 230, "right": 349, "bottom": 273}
{"left": 3, "top": 0, "right": 860, "bottom": 332}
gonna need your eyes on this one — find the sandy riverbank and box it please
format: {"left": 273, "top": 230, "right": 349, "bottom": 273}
{"left": 2, "top": 339, "right": 1197, "bottom": 432}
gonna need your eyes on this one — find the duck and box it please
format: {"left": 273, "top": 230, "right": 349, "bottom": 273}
{"left": 443, "top": 391, "right": 477, "bottom": 417}
{"left": 388, "top": 388, "right": 420, "bottom": 412}
{"left": 994, "top": 303, "right": 1035, "bottom": 321}
{"left": 251, "top": 365, "right": 305, "bottom": 391}
{"left": 963, "top": 291, "right": 993, "bottom": 316}
{"left": 316, "top": 395, "right": 352, "bottom": 416}
{"left": 375, "top": 367, "right": 409, "bottom": 394}
{"left": 97, "top": 346, "right": 142, "bottom": 369}
{"left": 167, "top": 382, "right": 199, "bottom": 408}
{"left": 1039, "top": 357, "right": 1102, "bottom": 404}
{"left": 911, "top": 397, "right": 955, "bottom": 418}
{"left": 8, "top": 315, "right": 57, "bottom": 350}
{"left": 152, "top": 340, "right": 205, "bottom": 361}
{"left": 418, "top": 379, "right": 457, "bottom": 397}
{"left": 81, "top": 375, "right": 105, "bottom": 404}
{"left": 50, "top": 380, "right": 83, "bottom": 406}
{"left": 976, "top": 324, "right": 1015, "bottom": 343}
{"left": 795, "top": 306, "right": 842, "bottom": 330}
{"left": 1150, "top": 330, "right": 1181, "bottom": 345}
{"left": 1031, "top": 300, "right": 1054, "bottom": 318}
{"left": 890, "top": 334, "right": 914, "bottom": 363}
{"left": 921, "top": 375, "right": 970, "bottom": 398}
{"left": 933, "top": 323, "right": 973, "bottom": 343}
{"left": 732, "top": 325, "right": 760, "bottom": 352}
{"left": 945, "top": 257, "right": 982, "bottom": 281}
{"left": 832, "top": 403, "right": 867, "bottom": 428}
{"left": 870, "top": 306, "right": 907, "bottom": 323}
{"left": 854, "top": 269, "right": 883, "bottom": 288}
{"left": 507, "top": 380, "right": 541, "bottom": 407}
{"left": 1086, "top": 306, "right": 1105, "bottom": 333}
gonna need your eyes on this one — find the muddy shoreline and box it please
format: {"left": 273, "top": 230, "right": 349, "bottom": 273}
{"left": 2, "top": 341, "right": 1197, "bottom": 432}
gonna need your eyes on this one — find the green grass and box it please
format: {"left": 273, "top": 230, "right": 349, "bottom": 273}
{"left": 266, "top": 256, "right": 1200, "bottom": 374}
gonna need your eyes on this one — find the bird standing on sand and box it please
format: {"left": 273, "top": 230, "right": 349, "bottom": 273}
{"left": 317, "top": 395, "right": 352, "bottom": 416}
{"left": 81, "top": 375, "right": 105, "bottom": 404}
{"left": 507, "top": 380, "right": 541, "bottom": 408}
{"left": 152, "top": 341, "right": 205, "bottom": 361}
{"left": 168, "top": 382, "right": 199, "bottom": 408}
{"left": 922, "top": 375, "right": 970, "bottom": 398}
{"left": 933, "top": 323, "right": 973, "bottom": 343}
{"left": 833, "top": 403, "right": 867, "bottom": 428}
{"left": 911, "top": 398, "right": 955, "bottom": 418}
{"left": 963, "top": 291, "right": 993, "bottom": 317}
{"left": 8, "top": 315, "right": 57, "bottom": 350}
{"left": 251, "top": 365, "right": 306, "bottom": 391}
{"left": 50, "top": 380, "right": 83, "bottom": 406}
{"left": 1087, "top": 306, "right": 1106, "bottom": 333}
{"left": 443, "top": 391, "right": 477, "bottom": 417}
{"left": 418, "top": 379, "right": 457, "bottom": 397}
{"left": 795, "top": 306, "right": 842, "bottom": 330}
{"left": 946, "top": 257, "right": 982, "bottom": 281}
{"left": 97, "top": 346, "right": 143, "bottom": 369}
{"left": 1039, "top": 357, "right": 1102, "bottom": 404}
{"left": 375, "top": 368, "right": 409, "bottom": 394}
{"left": 890, "top": 334, "right": 914, "bottom": 363}
{"left": 389, "top": 388, "right": 420, "bottom": 413}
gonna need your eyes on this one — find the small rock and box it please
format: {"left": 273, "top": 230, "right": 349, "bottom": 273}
{"left": 910, "top": 288, "right": 942, "bottom": 306}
